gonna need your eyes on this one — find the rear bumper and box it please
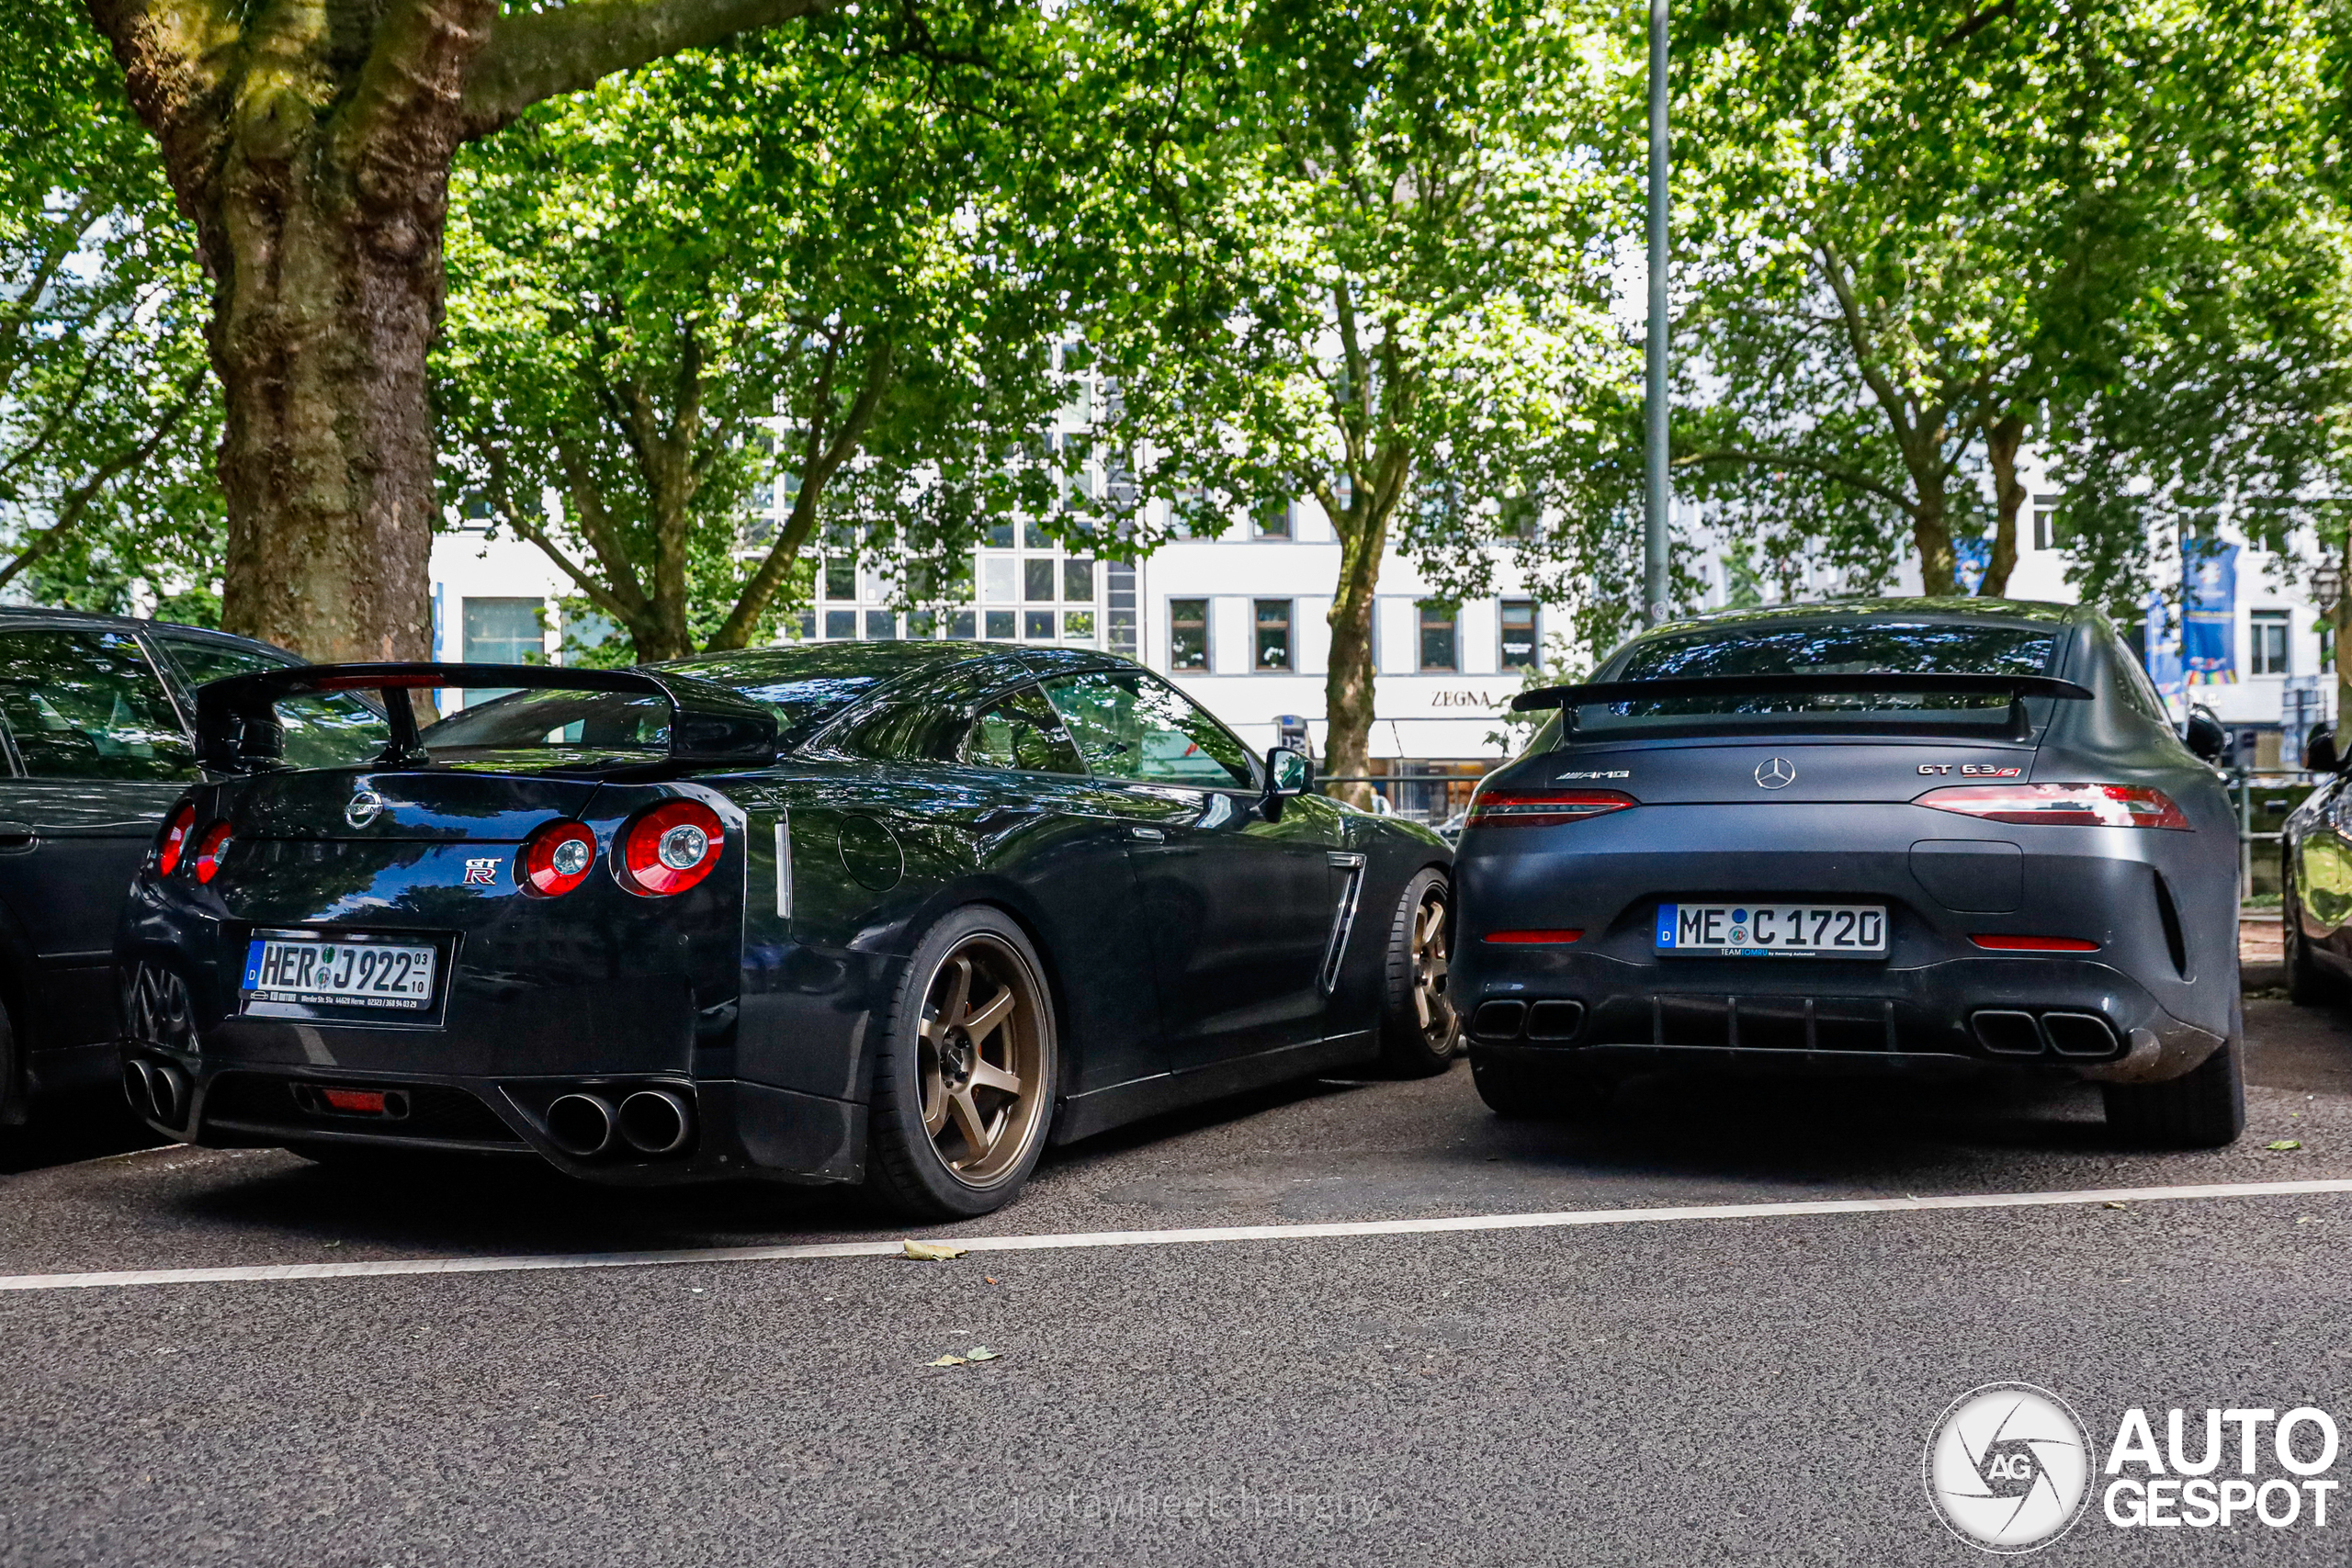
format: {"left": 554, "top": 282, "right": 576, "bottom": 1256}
{"left": 1457, "top": 950, "right": 2225, "bottom": 1084}
{"left": 114, "top": 1040, "right": 865, "bottom": 1187}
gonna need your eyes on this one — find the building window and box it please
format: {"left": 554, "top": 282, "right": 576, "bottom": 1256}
{"left": 1500, "top": 600, "right": 1539, "bottom": 669}
{"left": 1023, "top": 519, "right": 1052, "bottom": 548}
{"left": 1170, "top": 598, "right": 1210, "bottom": 671}
{"left": 823, "top": 558, "right": 856, "bottom": 600}
{"left": 909, "top": 610, "right": 936, "bottom": 638}
{"left": 1106, "top": 563, "right": 1138, "bottom": 658}
{"left": 824, "top": 609, "right": 856, "bottom": 639}
{"left": 981, "top": 558, "right": 1017, "bottom": 602}
{"left": 1418, "top": 601, "right": 1457, "bottom": 672}
{"left": 1024, "top": 610, "right": 1056, "bottom": 639}
{"left": 950, "top": 611, "right": 977, "bottom": 639}
{"left": 984, "top": 610, "right": 1016, "bottom": 639}
{"left": 2253, "top": 610, "right": 2291, "bottom": 676}
{"left": 865, "top": 610, "right": 898, "bottom": 640}
{"left": 1063, "top": 610, "right": 1095, "bottom": 642}
{"left": 987, "top": 520, "right": 1015, "bottom": 547}
{"left": 1063, "top": 558, "right": 1095, "bottom": 602}
{"left": 1255, "top": 499, "right": 1292, "bottom": 540}
{"left": 1024, "top": 558, "right": 1056, "bottom": 602}
{"left": 462, "top": 597, "right": 543, "bottom": 664}
{"left": 2033, "top": 504, "right": 2073, "bottom": 552}
{"left": 1254, "top": 599, "right": 1293, "bottom": 671}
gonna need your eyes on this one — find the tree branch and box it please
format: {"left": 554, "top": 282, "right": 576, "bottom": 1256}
{"left": 331, "top": 0, "right": 498, "bottom": 191}
{"left": 0, "top": 364, "right": 206, "bottom": 591}
{"left": 77, "top": 0, "right": 240, "bottom": 191}
{"left": 1675, "top": 446, "right": 1923, "bottom": 519}
{"left": 458, "top": 0, "right": 837, "bottom": 141}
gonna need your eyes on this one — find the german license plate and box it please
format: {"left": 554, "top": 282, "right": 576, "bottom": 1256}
{"left": 241, "top": 933, "right": 436, "bottom": 1010}
{"left": 1654, "top": 903, "right": 1888, "bottom": 957}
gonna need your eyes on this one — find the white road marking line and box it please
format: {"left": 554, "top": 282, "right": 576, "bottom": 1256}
{"left": 2, "top": 1175, "right": 2347, "bottom": 1294}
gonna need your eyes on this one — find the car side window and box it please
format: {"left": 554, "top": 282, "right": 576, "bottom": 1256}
{"left": 2109, "top": 636, "right": 2172, "bottom": 727}
{"left": 962, "top": 685, "right": 1084, "bottom": 774}
{"left": 1040, "top": 669, "right": 1255, "bottom": 788}
{"left": 157, "top": 635, "right": 390, "bottom": 770}
{"left": 0, "top": 629, "right": 198, "bottom": 782}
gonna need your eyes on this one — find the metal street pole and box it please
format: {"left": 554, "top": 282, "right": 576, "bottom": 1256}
{"left": 1642, "top": 0, "right": 1670, "bottom": 627}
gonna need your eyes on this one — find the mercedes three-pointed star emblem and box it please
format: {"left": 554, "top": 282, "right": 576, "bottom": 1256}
{"left": 1754, "top": 756, "right": 1798, "bottom": 790}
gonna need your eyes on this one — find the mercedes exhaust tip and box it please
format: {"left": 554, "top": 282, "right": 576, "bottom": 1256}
{"left": 545, "top": 1093, "right": 617, "bottom": 1157}
{"left": 616, "top": 1089, "right": 695, "bottom": 1156}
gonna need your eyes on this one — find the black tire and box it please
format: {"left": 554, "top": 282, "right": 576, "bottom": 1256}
{"left": 1377, "top": 866, "right": 1459, "bottom": 1077}
{"left": 1469, "top": 1053, "right": 1614, "bottom": 1122}
{"left": 2102, "top": 1032, "right": 2246, "bottom": 1148}
{"left": 865, "top": 905, "right": 1058, "bottom": 1222}
{"left": 2283, "top": 860, "right": 2342, "bottom": 1006}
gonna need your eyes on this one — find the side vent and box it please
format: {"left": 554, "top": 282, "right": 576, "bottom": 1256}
{"left": 2151, "top": 870, "right": 2188, "bottom": 978}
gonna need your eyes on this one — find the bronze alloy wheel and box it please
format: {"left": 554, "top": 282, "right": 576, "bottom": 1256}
{"left": 1408, "top": 883, "right": 1457, "bottom": 1054}
{"left": 916, "top": 933, "right": 1050, "bottom": 1186}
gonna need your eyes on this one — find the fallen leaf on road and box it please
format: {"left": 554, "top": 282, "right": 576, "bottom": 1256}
{"left": 926, "top": 1354, "right": 968, "bottom": 1367}
{"left": 2102, "top": 1202, "right": 2129, "bottom": 1211}
{"left": 984, "top": 1277, "right": 1000, "bottom": 1285}
{"left": 2298, "top": 1215, "right": 2319, "bottom": 1224}
{"left": 966, "top": 1347, "right": 1001, "bottom": 1362}
{"left": 903, "top": 1241, "right": 968, "bottom": 1261}
{"left": 2267, "top": 1140, "right": 2303, "bottom": 1152}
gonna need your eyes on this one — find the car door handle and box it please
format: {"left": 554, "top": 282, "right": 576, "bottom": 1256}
{"left": 0, "top": 821, "right": 33, "bottom": 853}
{"left": 1128, "top": 826, "right": 1165, "bottom": 842}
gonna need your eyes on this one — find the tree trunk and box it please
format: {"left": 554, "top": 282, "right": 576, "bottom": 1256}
{"left": 2335, "top": 530, "right": 2352, "bottom": 759}
{"left": 1322, "top": 503, "right": 1386, "bottom": 810}
{"left": 1981, "top": 414, "right": 2025, "bottom": 599}
{"left": 1909, "top": 484, "right": 1956, "bottom": 596}
{"left": 211, "top": 167, "right": 442, "bottom": 663}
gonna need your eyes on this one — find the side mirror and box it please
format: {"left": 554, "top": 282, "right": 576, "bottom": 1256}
{"left": 2307, "top": 723, "right": 2343, "bottom": 775}
{"left": 2181, "top": 705, "right": 2228, "bottom": 765}
{"left": 1260, "top": 746, "right": 1313, "bottom": 820}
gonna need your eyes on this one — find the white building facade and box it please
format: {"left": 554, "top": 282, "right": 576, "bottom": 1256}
{"left": 429, "top": 476, "right": 2340, "bottom": 807}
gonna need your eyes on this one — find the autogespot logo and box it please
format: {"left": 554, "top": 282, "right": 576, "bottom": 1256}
{"left": 1754, "top": 756, "right": 1797, "bottom": 789}
{"left": 1924, "top": 1383, "right": 2092, "bottom": 1553}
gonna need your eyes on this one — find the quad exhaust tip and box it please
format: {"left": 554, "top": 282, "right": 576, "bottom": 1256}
{"left": 545, "top": 1093, "right": 617, "bottom": 1157}
{"left": 123, "top": 1058, "right": 187, "bottom": 1125}
{"left": 1970, "top": 1009, "right": 2120, "bottom": 1058}
{"left": 617, "top": 1089, "right": 695, "bottom": 1156}
{"left": 544, "top": 1089, "right": 696, "bottom": 1158}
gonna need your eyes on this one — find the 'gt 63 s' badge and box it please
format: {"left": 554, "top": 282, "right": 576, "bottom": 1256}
{"left": 462, "top": 857, "right": 502, "bottom": 886}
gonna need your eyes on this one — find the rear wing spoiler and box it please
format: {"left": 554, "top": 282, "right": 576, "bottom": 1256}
{"left": 194, "top": 662, "right": 779, "bottom": 773}
{"left": 1512, "top": 672, "right": 2095, "bottom": 738}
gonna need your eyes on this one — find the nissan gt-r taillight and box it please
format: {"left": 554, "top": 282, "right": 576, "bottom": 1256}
{"left": 158, "top": 804, "right": 196, "bottom": 876}
{"left": 1465, "top": 790, "right": 1637, "bottom": 829}
{"left": 519, "top": 819, "right": 599, "bottom": 897}
{"left": 1915, "top": 784, "right": 2189, "bottom": 830}
{"left": 192, "top": 820, "right": 232, "bottom": 884}
{"left": 617, "top": 800, "right": 725, "bottom": 896}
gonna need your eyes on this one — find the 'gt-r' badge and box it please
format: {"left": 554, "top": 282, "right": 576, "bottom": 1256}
{"left": 1754, "top": 757, "right": 1797, "bottom": 789}
{"left": 463, "top": 857, "right": 501, "bottom": 886}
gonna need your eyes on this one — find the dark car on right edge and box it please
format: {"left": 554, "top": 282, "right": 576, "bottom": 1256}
{"left": 1452, "top": 600, "right": 2245, "bottom": 1147}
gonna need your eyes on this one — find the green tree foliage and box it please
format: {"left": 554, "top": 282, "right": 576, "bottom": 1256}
{"left": 3, "top": 0, "right": 220, "bottom": 615}
{"left": 435, "top": 11, "right": 1071, "bottom": 663}
{"left": 1674, "top": 0, "right": 2350, "bottom": 604}
{"left": 1066, "top": 0, "right": 1638, "bottom": 789}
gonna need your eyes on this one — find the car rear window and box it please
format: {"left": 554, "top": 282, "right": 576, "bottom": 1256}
{"left": 1572, "top": 619, "right": 2062, "bottom": 737}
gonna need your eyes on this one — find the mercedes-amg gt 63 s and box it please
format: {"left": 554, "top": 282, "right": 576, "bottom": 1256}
{"left": 115, "top": 644, "right": 1455, "bottom": 1216}
{"left": 1452, "top": 600, "right": 2245, "bottom": 1147}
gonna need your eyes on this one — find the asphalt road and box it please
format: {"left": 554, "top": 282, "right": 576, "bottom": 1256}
{"left": 5, "top": 998, "right": 2352, "bottom": 1565}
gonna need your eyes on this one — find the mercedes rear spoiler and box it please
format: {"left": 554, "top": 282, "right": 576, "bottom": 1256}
{"left": 195, "top": 662, "right": 779, "bottom": 773}
{"left": 1512, "top": 671, "right": 2095, "bottom": 739}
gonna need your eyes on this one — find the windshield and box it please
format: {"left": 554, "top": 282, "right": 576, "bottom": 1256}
{"left": 421, "top": 688, "right": 672, "bottom": 755}
{"left": 1570, "top": 619, "right": 2062, "bottom": 738}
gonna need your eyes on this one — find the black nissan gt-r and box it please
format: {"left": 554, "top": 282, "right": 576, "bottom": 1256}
{"left": 115, "top": 642, "right": 1454, "bottom": 1217}
{"left": 1452, "top": 600, "right": 2244, "bottom": 1147}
